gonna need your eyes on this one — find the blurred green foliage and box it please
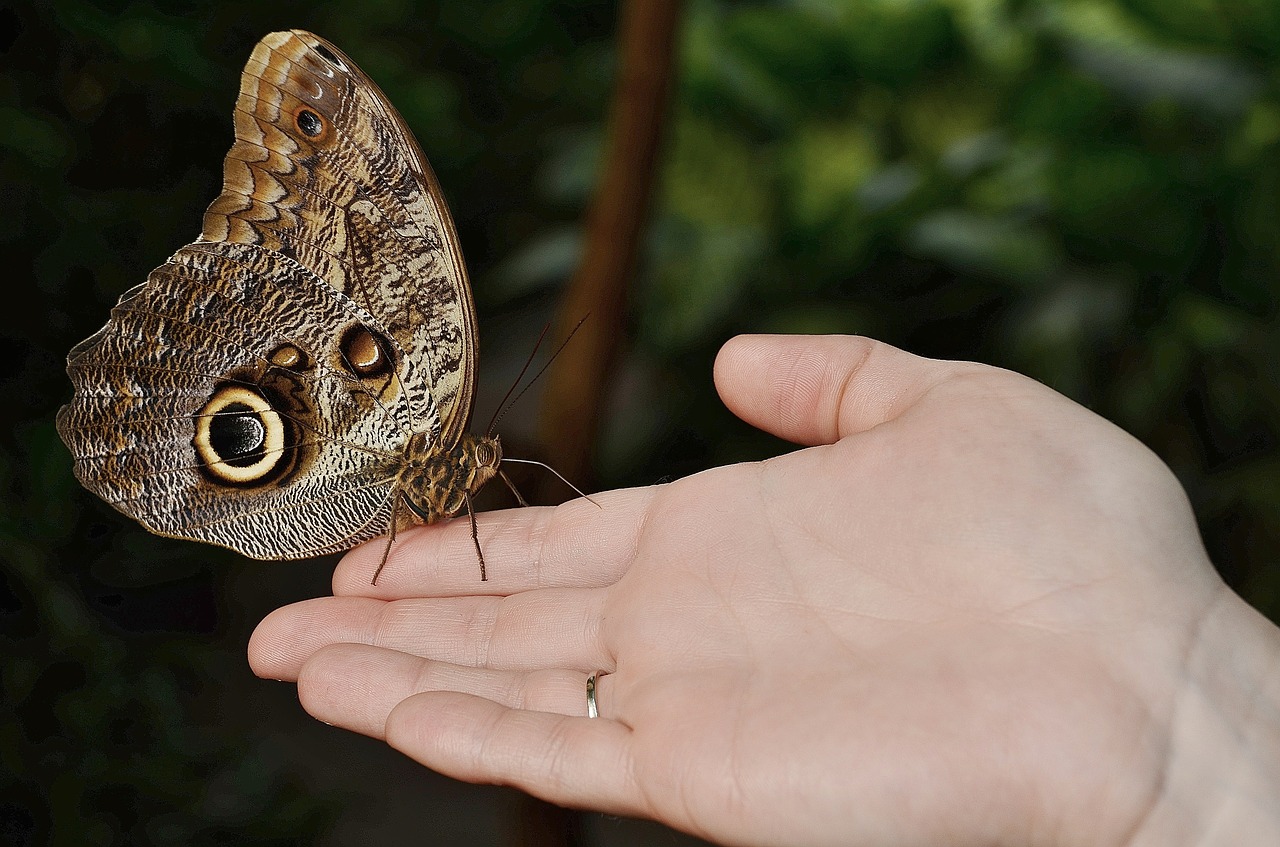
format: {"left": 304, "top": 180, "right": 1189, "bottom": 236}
{"left": 633, "top": 0, "right": 1280, "bottom": 615}
{"left": 4, "top": 0, "right": 1278, "bottom": 843}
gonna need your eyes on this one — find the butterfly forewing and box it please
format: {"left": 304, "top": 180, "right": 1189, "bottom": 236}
{"left": 206, "top": 30, "right": 478, "bottom": 440}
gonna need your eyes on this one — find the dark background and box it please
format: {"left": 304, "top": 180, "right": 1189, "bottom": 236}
{"left": 5, "top": 0, "right": 1279, "bottom": 844}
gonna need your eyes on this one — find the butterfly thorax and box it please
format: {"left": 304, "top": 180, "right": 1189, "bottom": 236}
{"left": 395, "top": 432, "right": 501, "bottom": 525}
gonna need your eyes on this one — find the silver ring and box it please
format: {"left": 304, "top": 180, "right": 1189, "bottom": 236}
{"left": 586, "top": 670, "right": 606, "bottom": 718}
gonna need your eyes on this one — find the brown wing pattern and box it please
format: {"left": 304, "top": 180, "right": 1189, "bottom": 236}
{"left": 58, "top": 242, "right": 414, "bottom": 558}
{"left": 56, "top": 31, "right": 478, "bottom": 559}
{"left": 204, "top": 29, "right": 477, "bottom": 442}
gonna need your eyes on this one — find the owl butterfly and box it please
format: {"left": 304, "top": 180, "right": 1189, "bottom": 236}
{"left": 57, "top": 30, "right": 505, "bottom": 581}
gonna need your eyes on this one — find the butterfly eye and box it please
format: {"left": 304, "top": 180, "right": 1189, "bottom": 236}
{"left": 194, "top": 385, "right": 288, "bottom": 485}
{"left": 339, "top": 325, "right": 394, "bottom": 379}
{"left": 474, "top": 441, "right": 499, "bottom": 467}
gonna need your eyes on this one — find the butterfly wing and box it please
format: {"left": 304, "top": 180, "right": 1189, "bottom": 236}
{"left": 56, "top": 31, "right": 477, "bottom": 558}
{"left": 207, "top": 29, "right": 478, "bottom": 442}
{"left": 59, "top": 241, "right": 415, "bottom": 558}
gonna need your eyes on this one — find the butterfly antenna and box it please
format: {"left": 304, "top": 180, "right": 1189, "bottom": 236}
{"left": 501, "top": 457, "right": 601, "bottom": 509}
{"left": 485, "top": 314, "right": 590, "bottom": 438}
{"left": 485, "top": 321, "right": 552, "bottom": 437}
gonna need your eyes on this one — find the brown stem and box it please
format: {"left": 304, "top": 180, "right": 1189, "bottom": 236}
{"left": 516, "top": 1, "right": 683, "bottom": 844}
{"left": 534, "top": 0, "right": 685, "bottom": 488}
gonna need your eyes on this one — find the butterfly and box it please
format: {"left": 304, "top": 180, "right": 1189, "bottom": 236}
{"left": 56, "top": 30, "right": 503, "bottom": 580}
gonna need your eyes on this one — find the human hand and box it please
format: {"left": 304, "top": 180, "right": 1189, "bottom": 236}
{"left": 249, "top": 334, "right": 1280, "bottom": 846}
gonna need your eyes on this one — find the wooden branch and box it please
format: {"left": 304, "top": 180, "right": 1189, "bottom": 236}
{"left": 535, "top": 0, "right": 685, "bottom": 488}
{"left": 518, "top": 1, "right": 683, "bottom": 841}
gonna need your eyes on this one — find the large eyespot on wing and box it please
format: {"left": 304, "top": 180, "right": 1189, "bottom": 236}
{"left": 55, "top": 242, "right": 418, "bottom": 559}
{"left": 193, "top": 384, "right": 290, "bottom": 486}
{"left": 200, "top": 30, "right": 479, "bottom": 445}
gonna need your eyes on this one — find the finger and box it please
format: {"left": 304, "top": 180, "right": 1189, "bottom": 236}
{"left": 295, "top": 643, "right": 600, "bottom": 738}
{"left": 333, "top": 486, "right": 657, "bottom": 598}
{"left": 248, "top": 591, "right": 611, "bottom": 680}
{"left": 384, "top": 691, "right": 641, "bottom": 817}
{"left": 713, "top": 334, "right": 962, "bottom": 446}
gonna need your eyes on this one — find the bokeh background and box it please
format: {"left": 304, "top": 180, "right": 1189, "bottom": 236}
{"left": 5, "top": 0, "right": 1279, "bottom": 844}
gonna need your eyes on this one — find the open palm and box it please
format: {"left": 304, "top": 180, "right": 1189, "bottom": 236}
{"left": 250, "top": 334, "right": 1254, "bottom": 846}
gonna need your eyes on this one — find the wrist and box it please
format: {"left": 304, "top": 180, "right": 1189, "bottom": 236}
{"left": 1132, "top": 589, "right": 1280, "bottom": 846}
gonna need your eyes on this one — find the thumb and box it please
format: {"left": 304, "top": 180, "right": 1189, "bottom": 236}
{"left": 712, "top": 334, "right": 957, "bottom": 446}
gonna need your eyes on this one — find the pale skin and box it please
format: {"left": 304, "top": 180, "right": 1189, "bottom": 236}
{"left": 249, "top": 334, "right": 1280, "bottom": 846}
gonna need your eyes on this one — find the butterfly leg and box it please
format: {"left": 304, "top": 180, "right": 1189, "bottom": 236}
{"left": 498, "top": 470, "right": 530, "bottom": 507}
{"left": 371, "top": 496, "right": 401, "bottom": 585}
{"left": 465, "top": 491, "right": 486, "bottom": 581}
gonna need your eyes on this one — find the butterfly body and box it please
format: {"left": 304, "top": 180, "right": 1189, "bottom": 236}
{"left": 56, "top": 30, "right": 495, "bottom": 562}
{"left": 393, "top": 431, "right": 502, "bottom": 526}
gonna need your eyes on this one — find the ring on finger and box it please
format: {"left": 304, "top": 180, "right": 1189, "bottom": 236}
{"left": 586, "top": 670, "right": 608, "bottom": 718}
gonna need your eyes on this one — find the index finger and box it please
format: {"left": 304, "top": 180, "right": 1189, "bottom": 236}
{"left": 332, "top": 485, "right": 658, "bottom": 598}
